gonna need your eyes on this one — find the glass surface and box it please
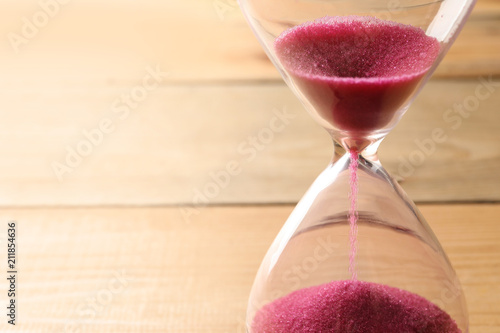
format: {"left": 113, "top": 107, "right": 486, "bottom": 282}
{"left": 247, "top": 144, "right": 468, "bottom": 331}
{"left": 237, "top": 0, "right": 476, "bottom": 332}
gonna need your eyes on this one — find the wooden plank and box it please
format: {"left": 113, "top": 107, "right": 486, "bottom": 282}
{"left": 0, "top": 79, "right": 498, "bottom": 206}
{"left": 0, "top": 204, "right": 497, "bottom": 332}
{"left": 437, "top": 15, "right": 500, "bottom": 78}
{"left": 419, "top": 204, "right": 500, "bottom": 333}
{"left": 0, "top": 0, "right": 498, "bottom": 84}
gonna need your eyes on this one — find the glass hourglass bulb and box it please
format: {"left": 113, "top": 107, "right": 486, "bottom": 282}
{"left": 237, "top": 0, "right": 476, "bottom": 332}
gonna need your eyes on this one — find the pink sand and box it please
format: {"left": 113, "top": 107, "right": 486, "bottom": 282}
{"left": 256, "top": 17, "right": 454, "bottom": 332}
{"left": 274, "top": 16, "right": 440, "bottom": 132}
{"left": 252, "top": 280, "right": 461, "bottom": 332}
{"left": 348, "top": 149, "right": 359, "bottom": 280}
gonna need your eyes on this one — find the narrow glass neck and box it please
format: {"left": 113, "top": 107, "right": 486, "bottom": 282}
{"left": 332, "top": 139, "right": 382, "bottom": 165}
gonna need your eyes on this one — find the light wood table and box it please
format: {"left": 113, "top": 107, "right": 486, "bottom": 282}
{"left": 0, "top": 1, "right": 499, "bottom": 332}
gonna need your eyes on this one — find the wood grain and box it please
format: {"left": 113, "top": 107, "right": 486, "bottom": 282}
{"left": 1, "top": 80, "right": 498, "bottom": 206}
{"left": 0, "top": 204, "right": 497, "bottom": 332}
{"left": 0, "top": 0, "right": 498, "bottom": 85}
{"left": 0, "top": 1, "right": 498, "bottom": 207}
{"left": 0, "top": 1, "right": 497, "bottom": 332}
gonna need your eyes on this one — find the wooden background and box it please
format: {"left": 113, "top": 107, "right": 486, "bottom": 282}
{"left": 0, "top": 0, "right": 498, "bottom": 332}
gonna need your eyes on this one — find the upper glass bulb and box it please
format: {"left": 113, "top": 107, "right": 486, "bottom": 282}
{"left": 238, "top": 0, "right": 476, "bottom": 151}
{"left": 238, "top": 1, "right": 476, "bottom": 332}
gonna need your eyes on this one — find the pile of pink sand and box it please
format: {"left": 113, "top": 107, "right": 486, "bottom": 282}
{"left": 252, "top": 280, "right": 460, "bottom": 332}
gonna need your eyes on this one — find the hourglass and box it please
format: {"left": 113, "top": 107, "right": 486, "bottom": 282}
{"left": 238, "top": 0, "right": 476, "bottom": 332}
